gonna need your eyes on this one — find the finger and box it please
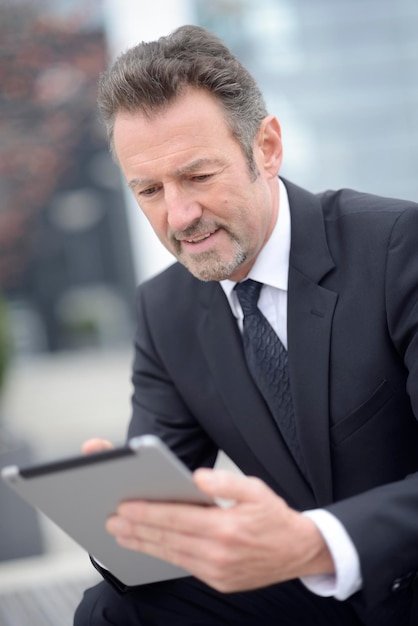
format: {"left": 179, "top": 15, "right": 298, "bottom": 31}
{"left": 107, "top": 514, "right": 199, "bottom": 554}
{"left": 193, "top": 469, "right": 275, "bottom": 504}
{"left": 106, "top": 514, "right": 221, "bottom": 578}
{"left": 82, "top": 438, "right": 113, "bottom": 455}
{"left": 115, "top": 499, "right": 218, "bottom": 534}
{"left": 106, "top": 512, "right": 265, "bottom": 593}
{"left": 111, "top": 528, "right": 212, "bottom": 578}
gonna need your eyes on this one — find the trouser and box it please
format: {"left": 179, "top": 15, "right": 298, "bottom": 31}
{"left": 73, "top": 576, "right": 365, "bottom": 626}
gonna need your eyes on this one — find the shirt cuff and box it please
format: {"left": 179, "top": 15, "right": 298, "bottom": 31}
{"left": 300, "top": 508, "right": 362, "bottom": 600}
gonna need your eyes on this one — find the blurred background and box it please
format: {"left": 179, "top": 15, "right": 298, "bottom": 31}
{"left": 0, "top": 0, "right": 417, "bottom": 623}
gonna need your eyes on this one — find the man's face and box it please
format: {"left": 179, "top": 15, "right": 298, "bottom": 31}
{"left": 113, "top": 88, "right": 282, "bottom": 282}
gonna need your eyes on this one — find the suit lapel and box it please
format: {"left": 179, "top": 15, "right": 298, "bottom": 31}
{"left": 288, "top": 268, "right": 337, "bottom": 505}
{"left": 197, "top": 282, "right": 315, "bottom": 508}
{"left": 286, "top": 180, "right": 337, "bottom": 505}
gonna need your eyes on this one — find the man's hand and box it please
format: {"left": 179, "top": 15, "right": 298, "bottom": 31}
{"left": 106, "top": 468, "right": 334, "bottom": 593}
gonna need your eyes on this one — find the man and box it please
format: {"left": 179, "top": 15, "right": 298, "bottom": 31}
{"left": 75, "top": 25, "right": 418, "bottom": 625}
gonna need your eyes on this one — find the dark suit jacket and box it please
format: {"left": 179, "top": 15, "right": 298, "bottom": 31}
{"left": 128, "top": 179, "right": 418, "bottom": 623}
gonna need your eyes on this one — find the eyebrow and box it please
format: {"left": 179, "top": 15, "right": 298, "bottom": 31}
{"left": 128, "top": 158, "right": 224, "bottom": 191}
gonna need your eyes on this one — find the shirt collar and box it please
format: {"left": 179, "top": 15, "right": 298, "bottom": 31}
{"left": 220, "top": 178, "right": 290, "bottom": 302}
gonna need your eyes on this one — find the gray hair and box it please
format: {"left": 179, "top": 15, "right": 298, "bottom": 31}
{"left": 97, "top": 25, "right": 268, "bottom": 177}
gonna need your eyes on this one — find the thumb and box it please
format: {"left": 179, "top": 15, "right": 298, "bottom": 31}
{"left": 193, "top": 468, "right": 273, "bottom": 504}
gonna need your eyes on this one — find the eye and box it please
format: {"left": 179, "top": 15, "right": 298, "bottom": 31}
{"left": 191, "top": 173, "right": 213, "bottom": 182}
{"left": 138, "top": 185, "right": 161, "bottom": 197}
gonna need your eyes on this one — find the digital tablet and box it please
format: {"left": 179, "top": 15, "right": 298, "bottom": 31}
{"left": 1, "top": 435, "right": 215, "bottom": 586}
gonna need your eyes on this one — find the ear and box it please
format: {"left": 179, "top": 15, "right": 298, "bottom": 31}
{"left": 255, "top": 115, "right": 283, "bottom": 178}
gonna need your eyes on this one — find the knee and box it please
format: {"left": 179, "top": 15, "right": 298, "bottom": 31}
{"left": 73, "top": 581, "right": 116, "bottom": 626}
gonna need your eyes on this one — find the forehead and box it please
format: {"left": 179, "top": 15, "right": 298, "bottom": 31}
{"left": 113, "top": 89, "right": 239, "bottom": 177}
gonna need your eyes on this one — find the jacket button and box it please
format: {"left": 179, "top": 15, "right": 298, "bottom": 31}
{"left": 391, "top": 571, "right": 417, "bottom": 592}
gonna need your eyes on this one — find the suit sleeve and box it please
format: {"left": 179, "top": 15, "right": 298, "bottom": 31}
{"left": 127, "top": 284, "right": 218, "bottom": 472}
{"left": 326, "top": 206, "right": 418, "bottom": 606}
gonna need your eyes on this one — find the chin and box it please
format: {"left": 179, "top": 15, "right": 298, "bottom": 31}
{"left": 180, "top": 249, "right": 247, "bottom": 282}
{"left": 186, "top": 263, "right": 239, "bottom": 282}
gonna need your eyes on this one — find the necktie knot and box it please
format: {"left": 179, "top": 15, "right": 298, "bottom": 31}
{"left": 235, "top": 279, "right": 262, "bottom": 316}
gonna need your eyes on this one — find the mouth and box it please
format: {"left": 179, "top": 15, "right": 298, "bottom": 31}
{"left": 176, "top": 228, "right": 221, "bottom": 253}
{"left": 185, "top": 232, "right": 213, "bottom": 244}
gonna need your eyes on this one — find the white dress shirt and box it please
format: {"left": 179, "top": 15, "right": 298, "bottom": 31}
{"left": 220, "top": 179, "right": 362, "bottom": 601}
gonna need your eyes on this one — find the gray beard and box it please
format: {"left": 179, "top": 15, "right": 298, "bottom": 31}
{"left": 179, "top": 247, "right": 247, "bottom": 282}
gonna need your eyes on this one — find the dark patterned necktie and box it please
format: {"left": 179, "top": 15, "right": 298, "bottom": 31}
{"left": 235, "top": 279, "right": 307, "bottom": 476}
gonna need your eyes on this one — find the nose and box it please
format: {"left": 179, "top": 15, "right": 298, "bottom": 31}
{"left": 165, "top": 185, "right": 203, "bottom": 232}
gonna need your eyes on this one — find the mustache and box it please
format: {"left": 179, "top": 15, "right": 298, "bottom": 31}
{"left": 172, "top": 219, "right": 221, "bottom": 241}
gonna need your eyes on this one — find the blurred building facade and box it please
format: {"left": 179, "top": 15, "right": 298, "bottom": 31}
{"left": 195, "top": 0, "right": 418, "bottom": 200}
{"left": 0, "top": 0, "right": 136, "bottom": 355}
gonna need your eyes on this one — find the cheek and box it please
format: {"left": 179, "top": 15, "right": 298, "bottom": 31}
{"left": 140, "top": 200, "right": 161, "bottom": 226}
{"left": 140, "top": 206, "right": 169, "bottom": 241}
